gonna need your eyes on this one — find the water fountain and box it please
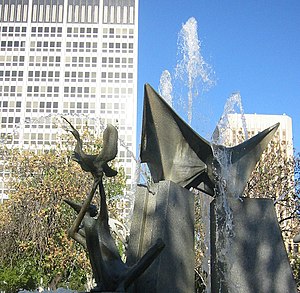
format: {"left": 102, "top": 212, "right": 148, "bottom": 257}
{"left": 4, "top": 13, "right": 297, "bottom": 292}
{"left": 127, "top": 84, "right": 297, "bottom": 293}
{"left": 8, "top": 90, "right": 297, "bottom": 292}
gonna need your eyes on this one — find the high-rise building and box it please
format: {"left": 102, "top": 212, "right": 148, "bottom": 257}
{"left": 0, "top": 0, "right": 138, "bottom": 203}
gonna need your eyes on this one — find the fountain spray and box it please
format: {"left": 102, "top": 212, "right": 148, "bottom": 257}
{"left": 175, "top": 17, "right": 214, "bottom": 125}
{"left": 159, "top": 70, "right": 173, "bottom": 107}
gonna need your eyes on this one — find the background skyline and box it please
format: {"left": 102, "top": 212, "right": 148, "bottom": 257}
{"left": 137, "top": 1, "right": 300, "bottom": 151}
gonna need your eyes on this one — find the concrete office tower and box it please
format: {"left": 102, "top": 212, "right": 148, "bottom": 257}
{"left": 0, "top": 0, "right": 139, "bottom": 203}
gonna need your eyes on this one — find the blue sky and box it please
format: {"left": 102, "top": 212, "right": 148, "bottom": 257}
{"left": 137, "top": 1, "right": 300, "bottom": 150}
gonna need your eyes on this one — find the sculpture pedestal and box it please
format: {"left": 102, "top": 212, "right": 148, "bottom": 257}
{"left": 210, "top": 197, "right": 297, "bottom": 293}
{"left": 127, "top": 180, "right": 194, "bottom": 293}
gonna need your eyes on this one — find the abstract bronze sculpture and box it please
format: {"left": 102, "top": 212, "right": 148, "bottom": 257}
{"left": 134, "top": 84, "right": 297, "bottom": 293}
{"left": 63, "top": 117, "right": 164, "bottom": 292}
{"left": 141, "top": 84, "right": 279, "bottom": 198}
{"left": 61, "top": 82, "right": 297, "bottom": 292}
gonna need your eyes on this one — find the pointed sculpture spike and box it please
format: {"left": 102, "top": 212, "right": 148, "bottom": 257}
{"left": 213, "top": 123, "right": 280, "bottom": 198}
{"left": 64, "top": 199, "right": 82, "bottom": 213}
{"left": 64, "top": 199, "right": 98, "bottom": 217}
{"left": 140, "top": 84, "right": 214, "bottom": 189}
{"left": 140, "top": 83, "right": 280, "bottom": 198}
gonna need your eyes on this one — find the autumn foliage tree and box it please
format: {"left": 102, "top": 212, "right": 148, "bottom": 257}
{"left": 0, "top": 130, "right": 127, "bottom": 292}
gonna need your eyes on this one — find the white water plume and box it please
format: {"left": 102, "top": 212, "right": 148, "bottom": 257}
{"left": 175, "top": 17, "right": 214, "bottom": 125}
{"left": 159, "top": 70, "right": 173, "bottom": 107}
{"left": 210, "top": 92, "right": 250, "bottom": 292}
{"left": 212, "top": 92, "right": 248, "bottom": 146}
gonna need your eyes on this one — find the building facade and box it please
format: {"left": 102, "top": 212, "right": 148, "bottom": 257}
{"left": 0, "top": 0, "right": 139, "bottom": 203}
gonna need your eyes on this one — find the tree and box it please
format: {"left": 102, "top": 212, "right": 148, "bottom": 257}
{"left": 0, "top": 130, "right": 127, "bottom": 292}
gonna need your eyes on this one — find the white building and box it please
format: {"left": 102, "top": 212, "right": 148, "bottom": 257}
{"left": 223, "top": 113, "right": 293, "bottom": 155}
{"left": 0, "top": 0, "right": 139, "bottom": 203}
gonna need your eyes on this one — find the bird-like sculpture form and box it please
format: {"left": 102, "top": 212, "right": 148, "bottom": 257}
{"left": 62, "top": 117, "right": 164, "bottom": 291}
{"left": 62, "top": 117, "right": 118, "bottom": 178}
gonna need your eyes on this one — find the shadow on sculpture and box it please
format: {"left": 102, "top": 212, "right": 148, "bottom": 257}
{"left": 62, "top": 117, "right": 164, "bottom": 292}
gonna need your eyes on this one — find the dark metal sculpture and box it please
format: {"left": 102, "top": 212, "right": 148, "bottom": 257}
{"left": 141, "top": 84, "right": 279, "bottom": 198}
{"left": 140, "top": 84, "right": 299, "bottom": 293}
{"left": 62, "top": 117, "right": 164, "bottom": 292}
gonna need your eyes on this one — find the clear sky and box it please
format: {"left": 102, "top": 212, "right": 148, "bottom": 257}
{"left": 137, "top": 1, "right": 300, "bottom": 150}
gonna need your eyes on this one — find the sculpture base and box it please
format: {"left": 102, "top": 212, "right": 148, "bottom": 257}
{"left": 127, "top": 181, "right": 195, "bottom": 293}
{"left": 210, "top": 197, "right": 297, "bottom": 293}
